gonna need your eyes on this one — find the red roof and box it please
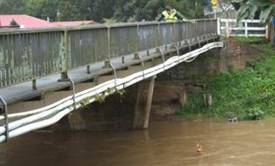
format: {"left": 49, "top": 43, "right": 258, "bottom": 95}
{"left": 52, "top": 21, "right": 95, "bottom": 27}
{"left": 0, "top": 14, "right": 96, "bottom": 29}
{"left": 0, "top": 15, "right": 54, "bottom": 28}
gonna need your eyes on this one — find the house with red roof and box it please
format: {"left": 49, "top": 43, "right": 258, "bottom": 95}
{"left": 0, "top": 15, "right": 54, "bottom": 28}
{"left": 0, "top": 14, "right": 96, "bottom": 29}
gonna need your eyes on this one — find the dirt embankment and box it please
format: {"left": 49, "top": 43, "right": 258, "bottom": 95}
{"left": 152, "top": 38, "right": 264, "bottom": 119}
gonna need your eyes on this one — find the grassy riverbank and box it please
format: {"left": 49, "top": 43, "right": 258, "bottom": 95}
{"left": 177, "top": 37, "right": 275, "bottom": 120}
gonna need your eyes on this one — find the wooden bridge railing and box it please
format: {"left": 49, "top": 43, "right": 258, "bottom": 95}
{"left": 0, "top": 19, "right": 217, "bottom": 88}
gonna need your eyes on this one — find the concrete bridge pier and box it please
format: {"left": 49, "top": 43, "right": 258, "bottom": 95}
{"left": 56, "top": 76, "right": 157, "bottom": 131}
{"left": 133, "top": 76, "right": 156, "bottom": 129}
{"left": 67, "top": 111, "right": 86, "bottom": 131}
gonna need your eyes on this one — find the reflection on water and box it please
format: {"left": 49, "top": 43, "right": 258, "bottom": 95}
{"left": 1, "top": 118, "right": 275, "bottom": 166}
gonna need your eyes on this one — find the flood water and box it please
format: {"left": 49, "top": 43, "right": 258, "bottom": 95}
{"left": 1, "top": 118, "right": 275, "bottom": 166}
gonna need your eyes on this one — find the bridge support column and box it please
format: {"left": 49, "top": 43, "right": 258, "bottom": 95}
{"left": 67, "top": 111, "right": 86, "bottom": 131}
{"left": 133, "top": 76, "right": 156, "bottom": 129}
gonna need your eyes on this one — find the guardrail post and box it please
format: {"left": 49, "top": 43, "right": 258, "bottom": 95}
{"left": 86, "top": 65, "right": 91, "bottom": 74}
{"left": 104, "top": 26, "right": 118, "bottom": 86}
{"left": 272, "top": 24, "right": 275, "bottom": 45}
{"left": 156, "top": 22, "right": 161, "bottom": 50}
{"left": 155, "top": 22, "right": 163, "bottom": 54}
{"left": 32, "top": 78, "right": 37, "bottom": 90}
{"left": 59, "top": 30, "right": 69, "bottom": 81}
{"left": 146, "top": 50, "right": 150, "bottom": 57}
{"left": 217, "top": 18, "right": 221, "bottom": 36}
{"left": 265, "top": 24, "right": 269, "bottom": 39}
{"left": 245, "top": 20, "right": 248, "bottom": 38}
{"left": 122, "top": 56, "right": 125, "bottom": 63}
{"left": 104, "top": 26, "right": 111, "bottom": 68}
{"left": 173, "top": 22, "right": 177, "bottom": 47}
{"left": 135, "top": 23, "right": 140, "bottom": 58}
{"left": 225, "top": 19, "right": 229, "bottom": 38}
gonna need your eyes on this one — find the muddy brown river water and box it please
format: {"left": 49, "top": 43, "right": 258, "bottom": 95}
{"left": 1, "top": 118, "right": 275, "bottom": 166}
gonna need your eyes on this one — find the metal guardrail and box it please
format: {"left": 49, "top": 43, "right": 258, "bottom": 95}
{"left": 0, "top": 19, "right": 217, "bottom": 88}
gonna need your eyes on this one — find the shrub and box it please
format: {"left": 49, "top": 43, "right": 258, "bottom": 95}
{"left": 246, "top": 107, "right": 265, "bottom": 120}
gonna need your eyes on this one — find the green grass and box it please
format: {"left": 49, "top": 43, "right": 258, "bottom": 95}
{"left": 233, "top": 36, "right": 266, "bottom": 43}
{"left": 177, "top": 37, "right": 275, "bottom": 120}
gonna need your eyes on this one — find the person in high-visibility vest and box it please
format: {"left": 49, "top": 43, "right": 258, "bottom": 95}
{"left": 156, "top": 5, "right": 187, "bottom": 22}
{"left": 211, "top": 0, "right": 218, "bottom": 7}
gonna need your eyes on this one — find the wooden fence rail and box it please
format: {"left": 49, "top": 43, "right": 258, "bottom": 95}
{"left": 219, "top": 18, "right": 268, "bottom": 38}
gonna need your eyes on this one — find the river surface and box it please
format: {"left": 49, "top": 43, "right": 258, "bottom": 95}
{"left": 1, "top": 118, "right": 275, "bottom": 166}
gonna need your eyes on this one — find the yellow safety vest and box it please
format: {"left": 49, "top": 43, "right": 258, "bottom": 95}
{"left": 211, "top": 0, "right": 218, "bottom": 7}
{"left": 162, "top": 9, "right": 177, "bottom": 22}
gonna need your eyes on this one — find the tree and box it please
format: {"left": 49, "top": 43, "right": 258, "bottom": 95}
{"left": 92, "top": 0, "right": 116, "bottom": 22}
{"left": 0, "top": 0, "right": 25, "bottom": 14}
{"left": 112, "top": 0, "right": 206, "bottom": 22}
{"left": 58, "top": 0, "right": 115, "bottom": 22}
{"left": 236, "top": 0, "right": 275, "bottom": 44}
{"left": 24, "top": 0, "right": 59, "bottom": 21}
{"left": 237, "top": 0, "right": 275, "bottom": 23}
{"left": 0, "top": 0, "right": 213, "bottom": 22}
{"left": 57, "top": 0, "right": 91, "bottom": 21}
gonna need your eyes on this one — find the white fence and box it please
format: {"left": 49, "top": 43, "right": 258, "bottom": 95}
{"left": 218, "top": 18, "right": 268, "bottom": 38}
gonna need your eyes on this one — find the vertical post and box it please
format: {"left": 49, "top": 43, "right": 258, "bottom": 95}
{"left": 192, "top": 20, "right": 195, "bottom": 40}
{"left": 204, "top": 94, "right": 213, "bottom": 107}
{"left": 107, "top": 26, "right": 111, "bottom": 61}
{"left": 156, "top": 22, "right": 161, "bottom": 48}
{"left": 104, "top": 26, "right": 111, "bottom": 68}
{"left": 272, "top": 24, "right": 275, "bottom": 45}
{"left": 245, "top": 20, "right": 248, "bottom": 38}
{"left": 203, "top": 20, "right": 206, "bottom": 37}
{"left": 225, "top": 19, "right": 229, "bottom": 38}
{"left": 136, "top": 23, "right": 140, "bottom": 56}
{"left": 217, "top": 18, "right": 221, "bottom": 36}
{"left": 265, "top": 24, "right": 269, "bottom": 39}
{"left": 133, "top": 76, "right": 156, "bottom": 129}
{"left": 182, "top": 21, "right": 185, "bottom": 45}
{"left": 213, "top": 6, "right": 217, "bottom": 19}
{"left": 64, "top": 30, "right": 69, "bottom": 76}
{"left": 143, "top": 77, "right": 155, "bottom": 129}
{"left": 173, "top": 22, "right": 177, "bottom": 47}
{"left": 67, "top": 78, "right": 86, "bottom": 131}
{"left": 59, "top": 30, "right": 69, "bottom": 81}
{"left": 86, "top": 65, "right": 91, "bottom": 74}
{"left": 32, "top": 78, "right": 37, "bottom": 90}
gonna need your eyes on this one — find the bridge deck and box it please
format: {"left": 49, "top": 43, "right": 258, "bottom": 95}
{"left": 0, "top": 46, "right": 160, "bottom": 105}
